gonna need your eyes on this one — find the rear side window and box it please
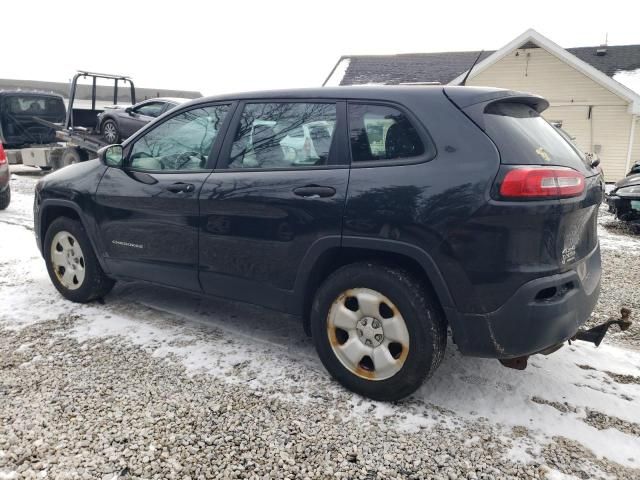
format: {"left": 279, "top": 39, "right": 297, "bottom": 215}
{"left": 484, "top": 102, "right": 588, "bottom": 170}
{"left": 4, "top": 95, "right": 65, "bottom": 121}
{"left": 348, "top": 104, "right": 426, "bottom": 162}
{"left": 228, "top": 102, "right": 337, "bottom": 169}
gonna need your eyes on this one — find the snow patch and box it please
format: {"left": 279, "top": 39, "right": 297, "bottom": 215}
{"left": 324, "top": 58, "right": 350, "bottom": 87}
{"left": 613, "top": 68, "right": 640, "bottom": 96}
{"left": 3, "top": 171, "right": 640, "bottom": 470}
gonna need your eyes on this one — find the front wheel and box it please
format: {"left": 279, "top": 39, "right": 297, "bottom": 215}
{"left": 311, "top": 262, "right": 446, "bottom": 401}
{"left": 44, "top": 217, "right": 114, "bottom": 302}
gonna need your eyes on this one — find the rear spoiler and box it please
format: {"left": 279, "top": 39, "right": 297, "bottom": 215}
{"left": 444, "top": 87, "right": 549, "bottom": 131}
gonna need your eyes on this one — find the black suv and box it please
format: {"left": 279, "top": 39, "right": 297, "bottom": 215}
{"left": 34, "top": 87, "right": 603, "bottom": 400}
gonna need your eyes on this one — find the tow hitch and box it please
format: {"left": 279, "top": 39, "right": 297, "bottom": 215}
{"left": 572, "top": 307, "right": 632, "bottom": 347}
{"left": 499, "top": 308, "right": 632, "bottom": 370}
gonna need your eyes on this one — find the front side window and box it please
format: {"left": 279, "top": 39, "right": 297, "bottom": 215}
{"left": 135, "top": 102, "right": 166, "bottom": 118}
{"left": 348, "top": 104, "right": 425, "bottom": 162}
{"left": 227, "top": 102, "right": 336, "bottom": 169}
{"left": 129, "top": 104, "right": 229, "bottom": 172}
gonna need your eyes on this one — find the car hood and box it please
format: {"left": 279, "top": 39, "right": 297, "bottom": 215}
{"left": 37, "top": 159, "right": 108, "bottom": 200}
{"left": 615, "top": 173, "right": 640, "bottom": 189}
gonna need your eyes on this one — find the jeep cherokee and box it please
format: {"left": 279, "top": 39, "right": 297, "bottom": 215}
{"left": 34, "top": 86, "right": 604, "bottom": 400}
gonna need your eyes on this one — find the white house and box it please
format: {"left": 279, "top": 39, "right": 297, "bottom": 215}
{"left": 327, "top": 29, "right": 640, "bottom": 181}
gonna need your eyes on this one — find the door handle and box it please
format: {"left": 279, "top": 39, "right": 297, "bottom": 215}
{"left": 293, "top": 185, "right": 336, "bottom": 198}
{"left": 166, "top": 182, "right": 195, "bottom": 194}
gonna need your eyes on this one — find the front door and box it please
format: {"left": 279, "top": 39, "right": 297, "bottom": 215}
{"left": 198, "top": 100, "right": 349, "bottom": 312}
{"left": 94, "top": 103, "right": 233, "bottom": 291}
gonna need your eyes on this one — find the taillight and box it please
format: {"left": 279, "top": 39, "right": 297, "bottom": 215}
{"left": 0, "top": 144, "right": 7, "bottom": 165}
{"left": 499, "top": 166, "right": 585, "bottom": 199}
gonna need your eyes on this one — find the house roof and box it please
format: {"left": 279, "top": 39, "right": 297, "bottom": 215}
{"left": 337, "top": 43, "right": 640, "bottom": 87}
{"left": 331, "top": 29, "right": 640, "bottom": 113}
{"left": 337, "top": 51, "right": 495, "bottom": 86}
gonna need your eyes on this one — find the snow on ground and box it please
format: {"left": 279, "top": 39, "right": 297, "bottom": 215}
{"left": 1, "top": 169, "right": 640, "bottom": 477}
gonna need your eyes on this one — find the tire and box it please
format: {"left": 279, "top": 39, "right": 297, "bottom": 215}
{"left": 0, "top": 186, "right": 10, "bottom": 210}
{"left": 44, "top": 217, "right": 114, "bottom": 303}
{"left": 310, "top": 262, "right": 446, "bottom": 401}
{"left": 58, "top": 148, "right": 82, "bottom": 170}
{"left": 101, "top": 119, "right": 120, "bottom": 144}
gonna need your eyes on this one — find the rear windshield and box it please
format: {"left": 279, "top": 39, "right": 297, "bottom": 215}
{"left": 3, "top": 95, "right": 65, "bottom": 121}
{"left": 484, "top": 102, "right": 588, "bottom": 171}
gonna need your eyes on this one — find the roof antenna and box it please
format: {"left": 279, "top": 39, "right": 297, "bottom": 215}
{"left": 460, "top": 50, "right": 484, "bottom": 86}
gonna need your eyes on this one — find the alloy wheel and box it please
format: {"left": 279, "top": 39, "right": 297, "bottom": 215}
{"left": 103, "top": 122, "right": 117, "bottom": 143}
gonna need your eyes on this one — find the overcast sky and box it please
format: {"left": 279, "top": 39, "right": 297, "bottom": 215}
{"left": 4, "top": 0, "right": 639, "bottom": 95}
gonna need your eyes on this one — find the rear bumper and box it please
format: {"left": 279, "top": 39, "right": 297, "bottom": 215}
{"left": 446, "top": 243, "right": 601, "bottom": 358}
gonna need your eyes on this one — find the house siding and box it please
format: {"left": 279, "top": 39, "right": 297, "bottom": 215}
{"left": 467, "top": 47, "right": 633, "bottom": 181}
{"left": 630, "top": 116, "right": 640, "bottom": 173}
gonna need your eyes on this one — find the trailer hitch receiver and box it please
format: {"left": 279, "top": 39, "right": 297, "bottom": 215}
{"left": 572, "top": 307, "right": 632, "bottom": 347}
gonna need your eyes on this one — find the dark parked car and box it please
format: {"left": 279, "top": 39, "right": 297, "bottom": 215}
{"left": 34, "top": 86, "right": 604, "bottom": 400}
{"left": 0, "top": 143, "right": 10, "bottom": 209}
{"left": 606, "top": 173, "right": 640, "bottom": 224}
{"left": 97, "top": 97, "right": 190, "bottom": 143}
{"left": 0, "top": 90, "right": 65, "bottom": 148}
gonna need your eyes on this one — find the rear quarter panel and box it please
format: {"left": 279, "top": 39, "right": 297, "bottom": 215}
{"left": 343, "top": 92, "right": 502, "bottom": 311}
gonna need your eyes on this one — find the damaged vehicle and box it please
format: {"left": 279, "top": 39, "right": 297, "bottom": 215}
{"left": 34, "top": 86, "right": 613, "bottom": 401}
{"left": 606, "top": 172, "right": 640, "bottom": 224}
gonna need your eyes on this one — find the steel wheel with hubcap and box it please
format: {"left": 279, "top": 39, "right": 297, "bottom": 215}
{"left": 311, "top": 262, "right": 446, "bottom": 401}
{"left": 328, "top": 288, "right": 409, "bottom": 380}
{"left": 50, "top": 231, "right": 85, "bottom": 290}
{"left": 44, "top": 217, "right": 114, "bottom": 303}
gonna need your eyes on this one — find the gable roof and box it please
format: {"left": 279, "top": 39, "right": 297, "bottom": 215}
{"left": 448, "top": 29, "right": 640, "bottom": 113}
{"left": 333, "top": 29, "right": 640, "bottom": 113}
{"left": 337, "top": 51, "right": 495, "bottom": 86}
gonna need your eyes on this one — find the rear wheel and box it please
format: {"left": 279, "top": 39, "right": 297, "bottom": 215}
{"left": 44, "top": 217, "right": 114, "bottom": 302}
{"left": 59, "top": 148, "right": 82, "bottom": 169}
{"left": 311, "top": 262, "right": 446, "bottom": 401}
{"left": 101, "top": 119, "right": 120, "bottom": 144}
{"left": 0, "top": 186, "right": 10, "bottom": 210}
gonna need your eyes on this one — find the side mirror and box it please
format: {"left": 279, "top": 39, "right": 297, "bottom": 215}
{"left": 125, "top": 107, "right": 133, "bottom": 115}
{"left": 98, "top": 144, "right": 124, "bottom": 167}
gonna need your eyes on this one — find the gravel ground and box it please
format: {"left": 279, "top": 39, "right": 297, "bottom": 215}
{"left": 588, "top": 207, "right": 640, "bottom": 350}
{"left": 1, "top": 170, "right": 639, "bottom": 479}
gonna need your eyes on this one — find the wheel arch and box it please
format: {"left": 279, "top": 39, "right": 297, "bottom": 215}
{"left": 99, "top": 114, "right": 117, "bottom": 131}
{"left": 38, "top": 200, "right": 109, "bottom": 273}
{"left": 296, "top": 236, "right": 455, "bottom": 336}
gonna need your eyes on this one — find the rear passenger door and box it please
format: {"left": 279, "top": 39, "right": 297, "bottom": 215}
{"left": 198, "top": 100, "right": 349, "bottom": 312}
